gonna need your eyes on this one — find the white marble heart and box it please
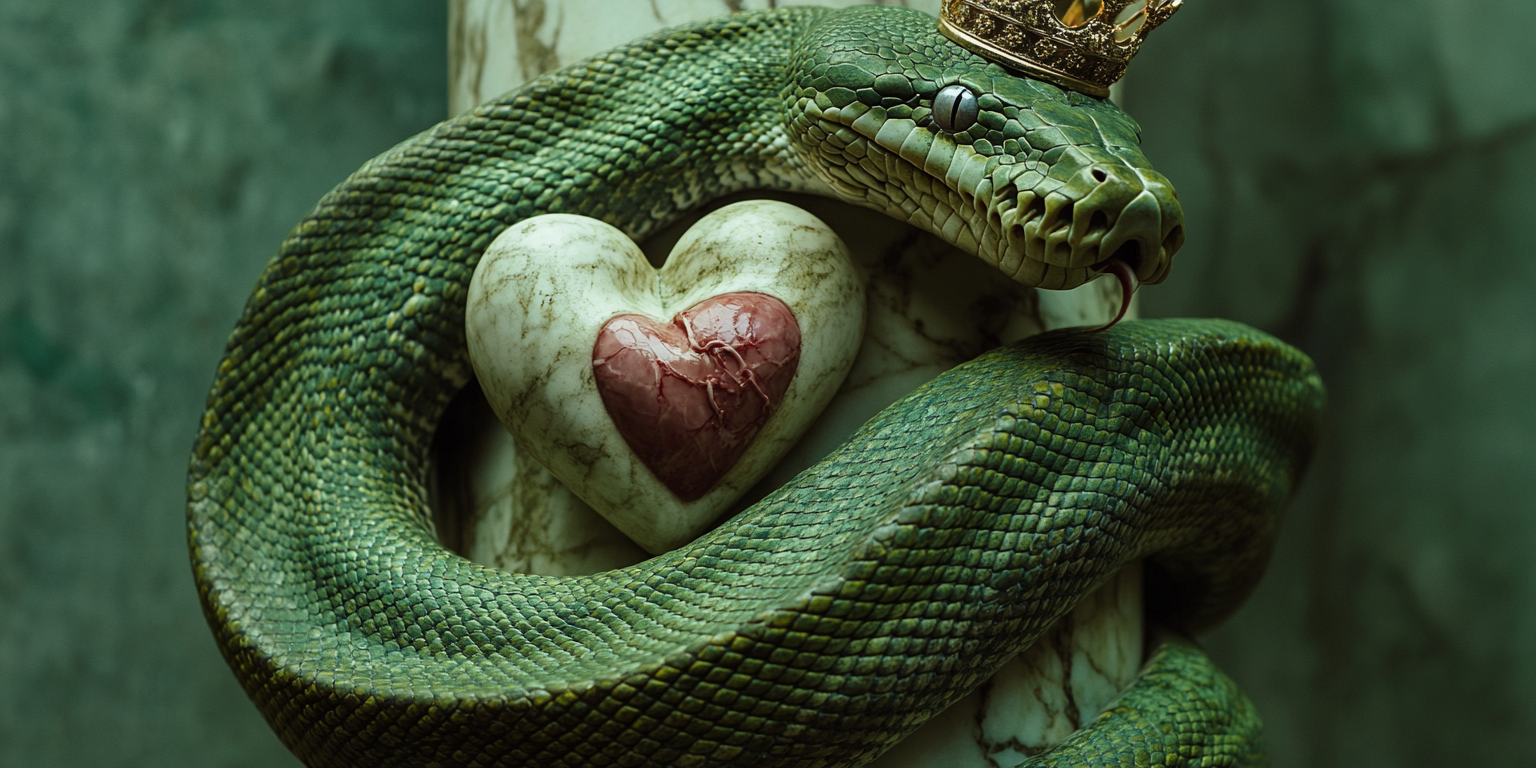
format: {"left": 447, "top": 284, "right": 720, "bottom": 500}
{"left": 466, "top": 200, "right": 865, "bottom": 554}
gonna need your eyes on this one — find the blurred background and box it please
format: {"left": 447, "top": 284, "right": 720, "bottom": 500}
{"left": 2, "top": 0, "right": 1533, "bottom": 766}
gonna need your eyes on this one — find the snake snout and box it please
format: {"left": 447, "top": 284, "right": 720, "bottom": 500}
{"left": 1061, "top": 162, "right": 1184, "bottom": 286}
{"left": 994, "top": 158, "right": 1183, "bottom": 290}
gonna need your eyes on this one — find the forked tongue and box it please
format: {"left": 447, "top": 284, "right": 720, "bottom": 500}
{"left": 1088, "top": 258, "right": 1139, "bottom": 333}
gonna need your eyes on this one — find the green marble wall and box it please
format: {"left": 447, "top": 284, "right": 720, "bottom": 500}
{"left": 2, "top": 0, "right": 1532, "bottom": 766}
{"left": 1127, "top": 1, "right": 1536, "bottom": 765}
{"left": 0, "top": 2, "right": 443, "bottom": 765}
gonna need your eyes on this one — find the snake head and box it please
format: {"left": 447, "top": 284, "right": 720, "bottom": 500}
{"left": 786, "top": 6, "right": 1184, "bottom": 291}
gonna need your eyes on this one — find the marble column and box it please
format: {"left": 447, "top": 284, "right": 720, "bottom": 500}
{"left": 441, "top": 3, "right": 1141, "bottom": 764}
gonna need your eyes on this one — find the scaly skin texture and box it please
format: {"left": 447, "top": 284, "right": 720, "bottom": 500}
{"left": 1026, "top": 635, "right": 1268, "bottom": 768}
{"left": 188, "top": 7, "right": 1319, "bottom": 767}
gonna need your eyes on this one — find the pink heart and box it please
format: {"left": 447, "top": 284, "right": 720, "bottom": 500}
{"left": 592, "top": 293, "right": 801, "bottom": 502}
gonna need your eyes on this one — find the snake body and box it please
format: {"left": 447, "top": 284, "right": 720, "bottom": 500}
{"left": 189, "top": 7, "right": 1324, "bottom": 767}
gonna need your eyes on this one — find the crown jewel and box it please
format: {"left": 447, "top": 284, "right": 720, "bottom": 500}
{"left": 938, "top": 0, "right": 1181, "bottom": 98}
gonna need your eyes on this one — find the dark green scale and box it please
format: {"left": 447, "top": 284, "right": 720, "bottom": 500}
{"left": 189, "top": 6, "right": 1322, "bottom": 767}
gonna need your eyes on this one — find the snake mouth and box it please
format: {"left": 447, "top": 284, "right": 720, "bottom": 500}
{"left": 1093, "top": 236, "right": 1148, "bottom": 279}
{"left": 984, "top": 157, "right": 1180, "bottom": 293}
{"left": 1086, "top": 249, "right": 1142, "bottom": 332}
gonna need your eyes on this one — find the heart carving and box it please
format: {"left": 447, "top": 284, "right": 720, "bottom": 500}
{"left": 593, "top": 293, "right": 801, "bottom": 502}
{"left": 466, "top": 200, "right": 864, "bottom": 553}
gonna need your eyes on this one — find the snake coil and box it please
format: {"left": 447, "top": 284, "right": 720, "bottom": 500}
{"left": 189, "top": 7, "right": 1323, "bottom": 767}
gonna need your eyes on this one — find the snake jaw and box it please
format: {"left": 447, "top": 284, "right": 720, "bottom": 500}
{"left": 794, "top": 105, "right": 1181, "bottom": 293}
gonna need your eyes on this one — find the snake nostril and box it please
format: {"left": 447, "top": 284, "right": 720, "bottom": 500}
{"left": 1091, "top": 168, "right": 1108, "bottom": 183}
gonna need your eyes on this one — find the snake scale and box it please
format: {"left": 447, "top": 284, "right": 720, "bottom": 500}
{"left": 188, "top": 6, "right": 1324, "bottom": 767}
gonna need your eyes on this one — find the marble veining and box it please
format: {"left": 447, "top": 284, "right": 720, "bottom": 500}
{"left": 452, "top": 416, "right": 649, "bottom": 576}
{"left": 448, "top": 0, "right": 945, "bottom": 116}
{"left": 873, "top": 565, "right": 1144, "bottom": 768}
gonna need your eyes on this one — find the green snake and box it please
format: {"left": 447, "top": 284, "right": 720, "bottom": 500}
{"left": 188, "top": 6, "right": 1324, "bottom": 767}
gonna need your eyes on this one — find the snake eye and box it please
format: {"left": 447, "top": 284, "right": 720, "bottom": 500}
{"left": 932, "top": 84, "right": 980, "bottom": 133}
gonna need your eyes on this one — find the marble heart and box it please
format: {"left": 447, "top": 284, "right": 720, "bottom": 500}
{"left": 466, "top": 201, "right": 865, "bottom": 553}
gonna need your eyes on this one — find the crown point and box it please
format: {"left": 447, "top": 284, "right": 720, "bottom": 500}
{"left": 938, "top": 0, "right": 1181, "bottom": 97}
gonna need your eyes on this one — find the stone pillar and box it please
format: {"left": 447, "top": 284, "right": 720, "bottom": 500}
{"left": 442, "top": 3, "right": 1140, "bottom": 765}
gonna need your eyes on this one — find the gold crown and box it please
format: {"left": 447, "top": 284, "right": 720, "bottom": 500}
{"left": 938, "top": 0, "right": 1181, "bottom": 98}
